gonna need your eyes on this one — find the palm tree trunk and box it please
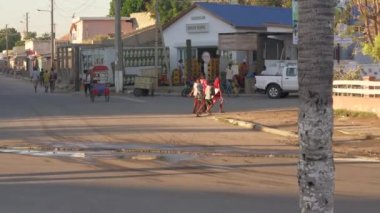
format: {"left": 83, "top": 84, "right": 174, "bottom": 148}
{"left": 298, "top": 0, "right": 335, "bottom": 212}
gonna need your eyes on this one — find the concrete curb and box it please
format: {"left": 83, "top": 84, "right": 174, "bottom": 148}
{"left": 213, "top": 117, "right": 298, "bottom": 138}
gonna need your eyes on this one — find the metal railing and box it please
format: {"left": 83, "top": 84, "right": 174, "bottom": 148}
{"left": 333, "top": 80, "right": 380, "bottom": 98}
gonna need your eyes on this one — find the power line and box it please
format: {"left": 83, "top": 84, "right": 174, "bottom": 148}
{"left": 76, "top": 0, "right": 98, "bottom": 14}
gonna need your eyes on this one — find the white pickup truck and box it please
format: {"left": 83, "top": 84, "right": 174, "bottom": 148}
{"left": 255, "top": 64, "right": 298, "bottom": 98}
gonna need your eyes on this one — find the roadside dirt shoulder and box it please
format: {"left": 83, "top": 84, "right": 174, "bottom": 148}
{"left": 217, "top": 109, "right": 380, "bottom": 158}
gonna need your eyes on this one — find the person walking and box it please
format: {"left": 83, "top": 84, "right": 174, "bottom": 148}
{"left": 31, "top": 67, "right": 40, "bottom": 93}
{"left": 212, "top": 77, "right": 224, "bottom": 113}
{"left": 43, "top": 69, "right": 51, "bottom": 93}
{"left": 39, "top": 68, "right": 44, "bottom": 87}
{"left": 196, "top": 80, "right": 213, "bottom": 116}
{"left": 195, "top": 79, "right": 204, "bottom": 117}
{"left": 199, "top": 74, "right": 208, "bottom": 113}
{"left": 204, "top": 80, "right": 215, "bottom": 115}
{"left": 189, "top": 77, "right": 200, "bottom": 114}
{"left": 49, "top": 68, "right": 57, "bottom": 93}
{"left": 82, "top": 70, "right": 91, "bottom": 96}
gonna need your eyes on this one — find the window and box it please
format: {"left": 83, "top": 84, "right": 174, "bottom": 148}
{"left": 286, "top": 68, "right": 297, "bottom": 76}
{"left": 177, "top": 48, "right": 197, "bottom": 61}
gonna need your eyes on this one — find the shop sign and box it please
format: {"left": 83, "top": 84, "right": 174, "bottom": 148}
{"left": 191, "top": 16, "right": 206, "bottom": 21}
{"left": 186, "top": 23, "right": 209, "bottom": 33}
{"left": 219, "top": 33, "right": 257, "bottom": 51}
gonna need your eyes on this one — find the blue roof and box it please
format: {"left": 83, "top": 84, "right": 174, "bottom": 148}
{"left": 196, "top": 2, "right": 292, "bottom": 28}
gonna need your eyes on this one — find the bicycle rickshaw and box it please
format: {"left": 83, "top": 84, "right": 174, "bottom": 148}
{"left": 89, "top": 65, "right": 110, "bottom": 103}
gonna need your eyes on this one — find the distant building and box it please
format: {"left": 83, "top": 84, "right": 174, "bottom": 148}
{"left": 25, "top": 39, "right": 52, "bottom": 71}
{"left": 130, "top": 12, "right": 156, "bottom": 30}
{"left": 70, "top": 17, "right": 135, "bottom": 44}
{"left": 163, "top": 2, "right": 295, "bottom": 73}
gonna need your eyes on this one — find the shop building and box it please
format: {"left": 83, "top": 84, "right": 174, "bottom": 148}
{"left": 163, "top": 2, "right": 296, "bottom": 81}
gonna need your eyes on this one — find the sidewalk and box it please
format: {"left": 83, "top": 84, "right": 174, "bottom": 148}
{"left": 214, "top": 109, "right": 380, "bottom": 159}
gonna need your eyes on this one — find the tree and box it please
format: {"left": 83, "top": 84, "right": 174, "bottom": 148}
{"left": 0, "top": 27, "right": 21, "bottom": 52}
{"left": 363, "top": 34, "right": 380, "bottom": 61}
{"left": 298, "top": 0, "right": 335, "bottom": 212}
{"left": 24, "top": 32, "right": 37, "bottom": 40}
{"left": 37, "top": 33, "right": 51, "bottom": 41}
{"left": 146, "top": 0, "right": 192, "bottom": 24}
{"left": 238, "top": 0, "right": 292, "bottom": 7}
{"left": 109, "top": 0, "right": 149, "bottom": 16}
{"left": 351, "top": 0, "right": 380, "bottom": 46}
{"left": 15, "top": 40, "right": 25, "bottom": 47}
{"left": 349, "top": 1, "right": 380, "bottom": 61}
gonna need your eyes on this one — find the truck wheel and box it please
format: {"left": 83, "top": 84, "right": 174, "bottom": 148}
{"left": 133, "top": 88, "right": 142, "bottom": 97}
{"left": 280, "top": 92, "right": 289, "bottom": 98}
{"left": 142, "top": 89, "right": 149, "bottom": 96}
{"left": 267, "top": 85, "right": 282, "bottom": 99}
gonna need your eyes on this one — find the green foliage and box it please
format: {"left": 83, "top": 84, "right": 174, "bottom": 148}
{"left": 334, "top": 109, "right": 378, "bottom": 118}
{"left": 334, "top": 5, "right": 352, "bottom": 33}
{"left": 37, "top": 33, "right": 51, "bottom": 41}
{"left": 109, "top": 0, "right": 116, "bottom": 16}
{"left": 239, "top": 0, "right": 292, "bottom": 7}
{"left": 0, "top": 27, "right": 21, "bottom": 52}
{"left": 334, "top": 65, "right": 362, "bottom": 80}
{"left": 109, "top": 0, "right": 149, "bottom": 16}
{"left": 362, "top": 35, "right": 380, "bottom": 62}
{"left": 122, "top": 0, "right": 147, "bottom": 16}
{"left": 15, "top": 40, "right": 25, "bottom": 46}
{"left": 24, "top": 32, "right": 37, "bottom": 40}
{"left": 146, "top": 0, "right": 191, "bottom": 24}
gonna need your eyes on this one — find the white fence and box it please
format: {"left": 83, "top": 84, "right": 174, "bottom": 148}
{"left": 333, "top": 80, "right": 380, "bottom": 98}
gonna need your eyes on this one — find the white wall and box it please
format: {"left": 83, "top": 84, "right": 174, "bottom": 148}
{"left": 81, "top": 47, "right": 115, "bottom": 83}
{"left": 163, "top": 7, "right": 237, "bottom": 71}
{"left": 25, "top": 40, "right": 51, "bottom": 55}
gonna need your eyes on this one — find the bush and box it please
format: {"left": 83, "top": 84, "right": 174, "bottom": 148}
{"left": 334, "top": 65, "right": 362, "bottom": 80}
{"left": 334, "top": 109, "right": 378, "bottom": 118}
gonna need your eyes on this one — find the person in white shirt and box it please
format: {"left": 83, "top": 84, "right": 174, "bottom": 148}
{"left": 225, "top": 63, "right": 233, "bottom": 86}
{"left": 31, "top": 67, "right": 40, "bottom": 93}
{"left": 190, "top": 78, "right": 199, "bottom": 114}
{"left": 82, "top": 70, "right": 91, "bottom": 96}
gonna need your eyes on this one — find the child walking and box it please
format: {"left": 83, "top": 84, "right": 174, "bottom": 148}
{"left": 196, "top": 80, "right": 214, "bottom": 116}
{"left": 204, "top": 80, "right": 215, "bottom": 115}
{"left": 189, "top": 78, "right": 201, "bottom": 114}
{"left": 195, "top": 79, "right": 204, "bottom": 117}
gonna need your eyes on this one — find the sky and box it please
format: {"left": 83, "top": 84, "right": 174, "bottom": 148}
{"left": 0, "top": 0, "right": 110, "bottom": 38}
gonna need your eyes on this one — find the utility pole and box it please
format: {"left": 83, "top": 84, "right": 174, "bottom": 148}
{"left": 5, "top": 24, "right": 9, "bottom": 70}
{"left": 186, "top": 39, "right": 192, "bottom": 82}
{"left": 154, "top": 0, "right": 171, "bottom": 88}
{"left": 114, "top": 0, "right": 123, "bottom": 93}
{"left": 50, "top": 0, "right": 55, "bottom": 69}
{"left": 154, "top": 0, "right": 159, "bottom": 69}
{"left": 26, "top": 12, "right": 29, "bottom": 34}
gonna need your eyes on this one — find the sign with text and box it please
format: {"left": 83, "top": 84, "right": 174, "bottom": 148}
{"left": 186, "top": 23, "right": 209, "bottom": 33}
{"left": 219, "top": 33, "right": 257, "bottom": 51}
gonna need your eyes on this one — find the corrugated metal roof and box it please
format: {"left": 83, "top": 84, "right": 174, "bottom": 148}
{"left": 196, "top": 2, "right": 292, "bottom": 28}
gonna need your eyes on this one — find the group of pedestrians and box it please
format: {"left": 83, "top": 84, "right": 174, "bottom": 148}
{"left": 31, "top": 67, "right": 57, "bottom": 93}
{"left": 190, "top": 74, "right": 224, "bottom": 117}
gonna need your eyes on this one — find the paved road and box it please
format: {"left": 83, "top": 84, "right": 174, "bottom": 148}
{"left": 0, "top": 74, "right": 379, "bottom": 213}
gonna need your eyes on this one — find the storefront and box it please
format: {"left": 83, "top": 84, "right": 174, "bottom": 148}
{"left": 163, "top": 2, "right": 296, "bottom": 83}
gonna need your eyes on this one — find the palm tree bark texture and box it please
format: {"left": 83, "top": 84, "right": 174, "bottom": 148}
{"left": 297, "top": 0, "right": 335, "bottom": 213}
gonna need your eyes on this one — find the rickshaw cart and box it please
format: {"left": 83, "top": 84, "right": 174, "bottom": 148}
{"left": 90, "top": 65, "right": 110, "bottom": 102}
{"left": 133, "top": 68, "right": 158, "bottom": 97}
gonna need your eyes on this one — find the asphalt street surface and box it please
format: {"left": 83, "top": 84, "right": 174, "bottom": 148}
{"left": 0, "top": 75, "right": 379, "bottom": 213}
